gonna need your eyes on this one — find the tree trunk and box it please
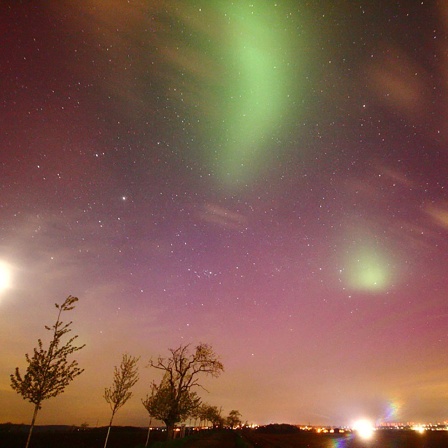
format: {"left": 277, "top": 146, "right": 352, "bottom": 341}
{"left": 144, "top": 418, "right": 152, "bottom": 447}
{"left": 25, "top": 403, "right": 40, "bottom": 448}
{"left": 103, "top": 412, "right": 115, "bottom": 448}
{"left": 166, "top": 422, "right": 175, "bottom": 440}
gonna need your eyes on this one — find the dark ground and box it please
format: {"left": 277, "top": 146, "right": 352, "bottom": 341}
{"left": 0, "top": 426, "right": 164, "bottom": 448}
{"left": 2, "top": 426, "right": 448, "bottom": 448}
{"left": 241, "top": 428, "right": 448, "bottom": 448}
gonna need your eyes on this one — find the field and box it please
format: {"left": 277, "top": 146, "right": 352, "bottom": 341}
{"left": 241, "top": 428, "right": 448, "bottom": 448}
{"left": 2, "top": 426, "right": 448, "bottom": 448}
{"left": 0, "top": 426, "right": 164, "bottom": 448}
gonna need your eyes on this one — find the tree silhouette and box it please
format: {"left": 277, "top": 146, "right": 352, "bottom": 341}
{"left": 142, "top": 373, "right": 201, "bottom": 440}
{"left": 103, "top": 354, "right": 139, "bottom": 448}
{"left": 10, "top": 295, "right": 85, "bottom": 448}
{"left": 226, "top": 409, "right": 242, "bottom": 429}
{"left": 144, "top": 343, "right": 223, "bottom": 439}
{"left": 200, "top": 403, "right": 224, "bottom": 428}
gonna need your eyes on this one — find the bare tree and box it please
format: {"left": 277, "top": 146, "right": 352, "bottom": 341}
{"left": 103, "top": 354, "right": 139, "bottom": 448}
{"left": 144, "top": 343, "right": 224, "bottom": 439}
{"left": 10, "top": 295, "right": 85, "bottom": 448}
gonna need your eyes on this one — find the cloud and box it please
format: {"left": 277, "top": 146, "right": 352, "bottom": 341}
{"left": 199, "top": 203, "right": 248, "bottom": 231}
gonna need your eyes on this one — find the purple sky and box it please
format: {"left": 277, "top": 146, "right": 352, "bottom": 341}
{"left": 1, "top": 1, "right": 448, "bottom": 427}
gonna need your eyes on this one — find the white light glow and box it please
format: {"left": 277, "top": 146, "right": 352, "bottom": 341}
{"left": 0, "top": 261, "right": 12, "bottom": 292}
{"left": 353, "top": 419, "right": 375, "bottom": 440}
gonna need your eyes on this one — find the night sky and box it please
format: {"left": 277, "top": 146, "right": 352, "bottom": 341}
{"left": 1, "top": 1, "right": 448, "bottom": 428}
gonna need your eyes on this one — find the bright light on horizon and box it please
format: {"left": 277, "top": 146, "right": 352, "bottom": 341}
{"left": 353, "top": 419, "right": 375, "bottom": 440}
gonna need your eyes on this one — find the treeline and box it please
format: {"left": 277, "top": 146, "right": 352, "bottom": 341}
{"left": 9, "top": 296, "right": 243, "bottom": 448}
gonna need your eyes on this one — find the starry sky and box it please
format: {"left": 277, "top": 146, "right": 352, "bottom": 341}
{"left": 1, "top": 1, "right": 448, "bottom": 428}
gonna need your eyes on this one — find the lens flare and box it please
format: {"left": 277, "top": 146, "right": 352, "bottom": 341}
{"left": 382, "top": 399, "right": 402, "bottom": 422}
{"left": 329, "top": 436, "right": 349, "bottom": 448}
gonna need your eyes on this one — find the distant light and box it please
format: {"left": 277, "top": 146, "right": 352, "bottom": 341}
{"left": 412, "top": 425, "right": 425, "bottom": 434}
{"left": 0, "top": 261, "right": 12, "bottom": 292}
{"left": 353, "top": 419, "right": 375, "bottom": 440}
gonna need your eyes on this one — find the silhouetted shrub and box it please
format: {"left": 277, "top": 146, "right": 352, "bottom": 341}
{"left": 256, "top": 423, "right": 300, "bottom": 434}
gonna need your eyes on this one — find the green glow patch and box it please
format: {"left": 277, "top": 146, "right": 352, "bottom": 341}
{"left": 212, "top": 2, "right": 302, "bottom": 186}
{"left": 346, "top": 246, "right": 390, "bottom": 292}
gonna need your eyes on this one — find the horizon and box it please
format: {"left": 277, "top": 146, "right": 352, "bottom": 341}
{"left": 3, "top": 421, "right": 448, "bottom": 430}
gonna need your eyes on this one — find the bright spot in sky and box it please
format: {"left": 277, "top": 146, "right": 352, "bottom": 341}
{"left": 345, "top": 244, "right": 391, "bottom": 291}
{"left": 0, "top": 261, "right": 12, "bottom": 292}
{"left": 353, "top": 419, "right": 375, "bottom": 440}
